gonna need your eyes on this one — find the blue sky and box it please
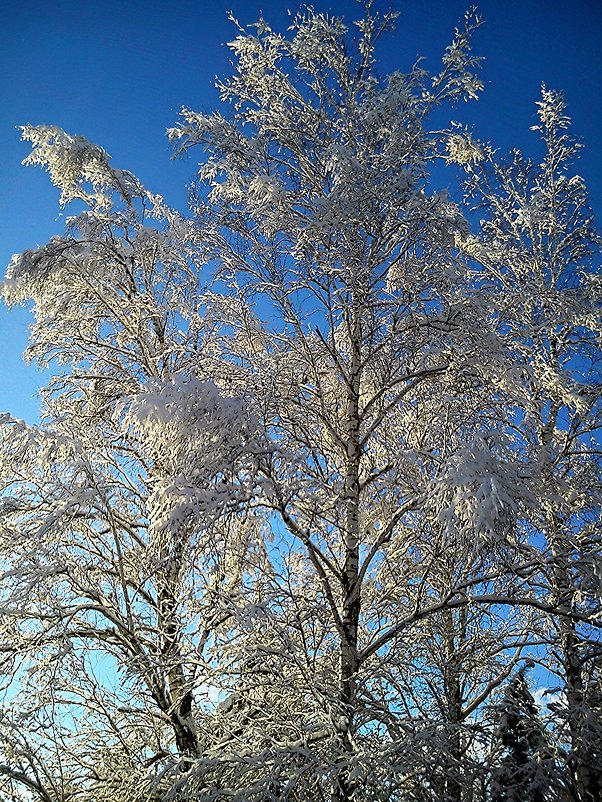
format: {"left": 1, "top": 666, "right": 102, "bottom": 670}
{"left": 1, "top": 0, "right": 601, "bottom": 422}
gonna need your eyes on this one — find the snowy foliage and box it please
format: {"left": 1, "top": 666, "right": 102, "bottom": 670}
{"left": 1, "top": 5, "right": 601, "bottom": 802}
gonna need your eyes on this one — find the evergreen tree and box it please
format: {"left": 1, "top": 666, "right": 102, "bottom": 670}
{"left": 490, "top": 668, "right": 563, "bottom": 802}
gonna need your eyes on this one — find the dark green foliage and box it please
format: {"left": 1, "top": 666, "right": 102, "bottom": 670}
{"left": 490, "top": 668, "right": 562, "bottom": 802}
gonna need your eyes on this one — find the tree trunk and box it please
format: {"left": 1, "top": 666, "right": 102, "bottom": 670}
{"left": 443, "top": 608, "right": 465, "bottom": 802}
{"left": 157, "top": 532, "right": 200, "bottom": 762}
{"left": 547, "top": 503, "right": 597, "bottom": 801}
{"left": 553, "top": 554, "right": 593, "bottom": 802}
{"left": 541, "top": 406, "right": 594, "bottom": 801}
{"left": 334, "top": 315, "right": 362, "bottom": 802}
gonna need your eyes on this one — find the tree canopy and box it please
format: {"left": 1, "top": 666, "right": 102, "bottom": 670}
{"left": 0, "top": 5, "right": 600, "bottom": 802}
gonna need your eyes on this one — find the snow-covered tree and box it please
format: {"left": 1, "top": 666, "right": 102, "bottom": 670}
{"left": 489, "top": 667, "right": 563, "bottom": 802}
{"left": 0, "top": 127, "right": 264, "bottom": 801}
{"left": 0, "top": 5, "right": 600, "bottom": 802}
{"left": 456, "top": 86, "right": 602, "bottom": 802}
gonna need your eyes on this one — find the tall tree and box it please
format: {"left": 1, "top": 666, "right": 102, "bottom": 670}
{"left": 165, "top": 7, "right": 570, "bottom": 800}
{"left": 0, "top": 127, "right": 262, "bottom": 801}
{"left": 456, "top": 87, "right": 602, "bottom": 801}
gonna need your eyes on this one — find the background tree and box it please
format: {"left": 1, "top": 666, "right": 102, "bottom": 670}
{"left": 488, "top": 666, "right": 563, "bottom": 802}
{"left": 0, "top": 128, "right": 263, "bottom": 800}
{"left": 456, "top": 86, "right": 602, "bottom": 801}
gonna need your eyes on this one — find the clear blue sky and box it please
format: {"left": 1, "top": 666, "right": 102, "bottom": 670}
{"left": 1, "top": 0, "right": 601, "bottom": 422}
